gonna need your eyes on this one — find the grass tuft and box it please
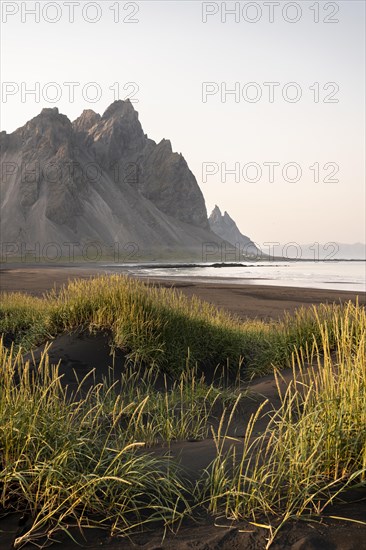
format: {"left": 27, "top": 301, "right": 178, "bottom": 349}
{"left": 198, "top": 301, "right": 366, "bottom": 547}
{"left": 0, "top": 275, "right": 361, "bottom": 375}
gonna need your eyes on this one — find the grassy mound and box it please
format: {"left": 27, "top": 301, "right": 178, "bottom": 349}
{"left": 0, "top": 279, "right": 365, "bottom": 548}
{"left": 0, "top": 274, "right": 361, "bottom": 375}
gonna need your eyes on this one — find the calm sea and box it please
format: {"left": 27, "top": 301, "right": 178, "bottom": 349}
{"left": 106, "top": 261, "right": 366, "bottom": 293}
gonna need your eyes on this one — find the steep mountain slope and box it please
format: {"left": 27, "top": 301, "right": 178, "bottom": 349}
{"left": 0, "top": 101, "right": 222, "bottom": 260}
{"left": 73, "top": 101, "right": 208, "bottom": 228}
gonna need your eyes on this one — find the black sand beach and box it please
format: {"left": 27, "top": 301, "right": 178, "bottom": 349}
{"left": 1, "top": 266, "right": 365, "bottom": 550}
{"left": 1, "top": 265, "right": 365, "bottom": 320}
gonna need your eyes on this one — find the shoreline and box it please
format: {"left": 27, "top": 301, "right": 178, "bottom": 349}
{"left": 1, "top": 267, "right": 366, "bottom": 549}
{"left": 1, "top": 265, "right": 364, "bottom": 320}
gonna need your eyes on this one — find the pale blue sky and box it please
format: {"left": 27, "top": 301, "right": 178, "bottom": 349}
{"left": 1, "top": 1, "right": 365, "bottom": 245}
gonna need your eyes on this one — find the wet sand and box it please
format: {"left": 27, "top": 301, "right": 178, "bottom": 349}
{"left": 1, "top": 265, "right": 364, "bottom": 320}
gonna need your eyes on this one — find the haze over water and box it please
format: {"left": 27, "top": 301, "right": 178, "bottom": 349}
{"left": 109, "top": 261, "right": 366, "bottom": 293}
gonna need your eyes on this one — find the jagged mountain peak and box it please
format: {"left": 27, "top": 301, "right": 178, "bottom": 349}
{"left": 209, "top": 206, "right": 240, "bottom": 228}
{"left": 22, "top": 107, "right": 72, "bottom": 141}
{"left": 30, "top": 106, "right": 70, "bottom": 127}
{"left": 209, "top": 206, "right": 235, "bottom": 225}
{"left": 209, "top": 205, "right": 222, "bottom": 223}
{"left": 72, "top": 102, "right": 135, "bottom": 134}
{"left": 73, "top": 109, "right": 101, "bottom": 133}
{"left": 1, "top": 103, "right": 216, "bottom": 257}
{"left": 222, "top": 211, "right": 236, "bottom": 225}
{"left": 209, "top": 206, "right": 259, "bottom": 256}
{"left": 40, "top": 107, "right": 59, "bottom": 116}
{"left": 156, "top": 138, "right": 173, "bottom": 153}
{"left": 102, "top": 99, "right": 137, "bottom": 120}
{"left": 11, "top": 106, "right": 75, "bottom": 155}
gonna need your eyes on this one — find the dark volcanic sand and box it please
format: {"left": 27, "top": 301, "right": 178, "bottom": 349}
{"left": 1, "top": 265, "right": 365, "bottom": 320}
{"left": 1, "top": 266, "right": 365, "bottom": 549}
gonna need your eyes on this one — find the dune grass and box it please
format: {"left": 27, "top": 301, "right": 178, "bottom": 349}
{"left": 0, "top": 277, "right": 365, "bottom": 548}
{"left": 0, "top": 274, "right": 358, "bottom": 376}
{"left": 0, "top": 343, "right": 201, "bottom": 547}
{"left": 198, "top": 301, "right": 366, "bottom": 548}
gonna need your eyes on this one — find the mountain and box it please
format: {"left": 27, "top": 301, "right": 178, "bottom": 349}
{"left": 332, "top": 243, "right": 366, "bottom": 260}
{"left": 296, "top": 242, "right": 366, "bottom": 260}
{"left": 209, "top": 206, "right": 261, "bottom": 259}
{"left": 0, "top": 101, "right": 226, "bottom": 261}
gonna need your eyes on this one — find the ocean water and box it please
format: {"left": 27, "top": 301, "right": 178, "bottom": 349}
{"left": 106, "top": 261, "right": 366, "bottom": 293}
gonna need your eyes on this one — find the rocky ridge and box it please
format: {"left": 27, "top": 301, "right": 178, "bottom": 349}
{"left": 1, "top": 101, "right": 218, "bottom": 260}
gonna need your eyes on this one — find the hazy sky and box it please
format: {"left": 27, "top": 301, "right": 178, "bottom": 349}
{"left": 1, "top": 0, "right": 365, "bottom": 246}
